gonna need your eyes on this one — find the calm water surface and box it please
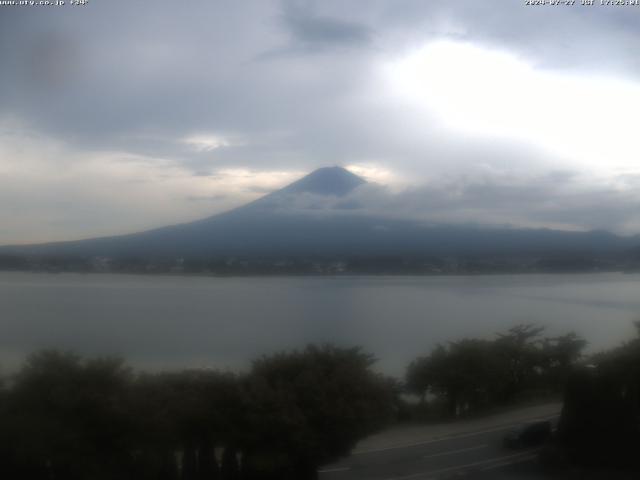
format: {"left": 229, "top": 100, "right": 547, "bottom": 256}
{"left": 1, "top": 272, "right": 639, "bottom": 376}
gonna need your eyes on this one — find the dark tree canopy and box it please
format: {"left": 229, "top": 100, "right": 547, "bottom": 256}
{"left": 405, "top": 325, "right": 587, "bottom": 417}
{"left": 0, "top": 345, "right": 395, "bottom": 480}
{"left": 243, "top": 345, "right": 395, "bottom": 479}
{"left": 557, "top": 324, "right": 640, "bottom": 470}
{"left": 3, "top": 351, "right": 135, "bottom": 480}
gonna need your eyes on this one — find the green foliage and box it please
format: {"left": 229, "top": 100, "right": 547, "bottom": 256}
{"left": 0, "top": 345, "right": 394, "bottom": 480}
{"left": 4, "top": 351, "right": 135, "bottom": 479}
{"left": 129, "top": 369, "right": 242, "bottom": 479}
{"left": 539, "top": 332, "right": 588, "bottom": 391}
{"left": 558, "top": 327, "right": 640, "bottom": 470}
{"left": 243, "top": 345, "right": 395, "bottom": 478}
{"left": 405, "top": 324, "right": 587, "bottom": 418}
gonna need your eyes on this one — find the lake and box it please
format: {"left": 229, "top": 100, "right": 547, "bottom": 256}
{"left": 1, "top": 272, "right": 639, "bottom": 377}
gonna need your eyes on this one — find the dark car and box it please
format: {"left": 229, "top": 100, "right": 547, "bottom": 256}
{"left": 503, "top": 420, "right": 552, "bottom": 449}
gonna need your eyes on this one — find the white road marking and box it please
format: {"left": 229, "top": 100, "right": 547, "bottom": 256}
{"left": 422, "top": 444, "right": 488, "bottom": 460}
{"left": 317, "top": 466, "right": 351, "bottom": 474}
{"left": 382, "top": 450, "right": 539, "bottom": 480}
{"left": 354, "top": 414, "right": 558, "bottom": 455}
{"left": 480, "top": 453, "right": 538, "bottom": 471}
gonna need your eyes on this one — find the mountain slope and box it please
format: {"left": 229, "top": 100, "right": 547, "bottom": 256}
{"left": 275, "top": 166, "right": 365, "bottom": 196}
{"left": 1, "top": 166, "right": 638, "bottom": 260}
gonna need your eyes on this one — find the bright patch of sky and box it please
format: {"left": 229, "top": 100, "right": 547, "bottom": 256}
{"left": 385, "top": 40, "right": 640, "bottom": 178}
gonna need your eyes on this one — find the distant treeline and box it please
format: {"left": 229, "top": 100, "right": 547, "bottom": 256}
{"left": 2, "top": 252, "right": 639, "bottom": 275}
{"left": 1, "top": 325, "right": 639, "bottom": 478}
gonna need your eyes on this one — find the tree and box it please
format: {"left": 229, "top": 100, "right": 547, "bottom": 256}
{"left": 405, "top": 324, "right": 585, "bottom": 417}
{"left": 494, "top": 324, "right": 545, "bottom": 401}
{"left": 242, "top": 345, "right": 395, "bottom": 480}
{"left": 406, "top": 354, "right": 434, "bottom": 405}
{"left": 130, "top": 369, "right": 242, "bottom": 480}
{"left": 408, "top": 340, "right": 507, "bottom": 417}
{"left": 5, "top": 350, "right": 135, "bottom": 480}
{"left": 540, "top": 332, "right": 587, "bottom": 392}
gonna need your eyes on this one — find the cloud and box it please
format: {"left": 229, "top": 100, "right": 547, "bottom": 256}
{"left": 266, "top": 168, "right": 640, "bottom": 235}
{"left": 364, "top": 171, "right": 640, "bottom": 235}
{"left": 0, "top": 124, "right": 304, "bottom": 244}
{"left": 383, "top": 39, "right": 640, "bottom": 177}
{"left": 2, "top": 0, "right": 640, "bottom": 242}
{"left": 182, "top": 134, "right": 236, "bottom": 152}
{"left": 279, "top": 0, "right": 373, "bottom": 51}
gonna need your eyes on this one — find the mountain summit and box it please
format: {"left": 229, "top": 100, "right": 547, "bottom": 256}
{"left": 0, "top": 166, "right": 636, "bottom": 265}
{"left": 278, "top": 166, "right": 366, "bottom": 197}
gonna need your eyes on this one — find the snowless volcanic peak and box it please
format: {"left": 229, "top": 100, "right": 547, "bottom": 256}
{"left": 279, "top": 166, "right": 366, "bottom": 197}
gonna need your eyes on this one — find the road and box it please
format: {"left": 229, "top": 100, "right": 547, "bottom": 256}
{"left": 318, "top": 404, "right": 560, "bottom": 480}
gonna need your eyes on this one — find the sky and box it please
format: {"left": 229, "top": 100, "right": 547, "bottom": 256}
{"left": 2, "top": 0, "right": 640, "bottom": 244}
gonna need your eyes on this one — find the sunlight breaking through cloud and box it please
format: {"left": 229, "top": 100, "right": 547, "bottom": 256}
{"left": 384, "top": 40, "right": 640, "bottom": 176}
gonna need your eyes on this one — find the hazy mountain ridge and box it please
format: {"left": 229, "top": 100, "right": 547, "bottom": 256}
{"left": 1, "top": 167, "right": 639, "bottom": 267}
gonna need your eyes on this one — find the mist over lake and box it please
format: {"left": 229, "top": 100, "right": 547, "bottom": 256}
{"left": 1, "top": 272, "right": 639, "bottom": 377}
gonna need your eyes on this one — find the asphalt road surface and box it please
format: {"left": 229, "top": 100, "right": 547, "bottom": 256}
{"left": 318, "top": 407, "right": 559, "bottom": 480}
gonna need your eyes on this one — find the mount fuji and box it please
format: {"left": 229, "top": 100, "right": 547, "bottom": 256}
{"left": 0, "top": 167, "right": 637, "bottom": 268}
